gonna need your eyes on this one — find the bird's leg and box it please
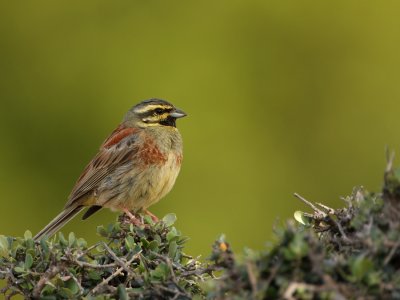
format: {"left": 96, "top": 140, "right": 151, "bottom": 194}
{"left": 145, "top": 209, "right": 159, "bottom": 222}
{"left": 123, "top": 208, "right": 142, "bottom": 226}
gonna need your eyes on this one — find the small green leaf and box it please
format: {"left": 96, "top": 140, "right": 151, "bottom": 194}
{"left": 143, "top": 215, "right": 154, "bottom": 225}
{"left": 0, "top": 235, "right": 9, "bottom": 258}
{"left": 140, "top": 237, "right": 150, "bottom": 249}
{"left": 112, "top": 222, "right": 121, "bottom": 233}
{"left": 58, "top": 232, "right": 68, "bottom": 246}
{"left": 162, "top": 213, "right": 177, "bottom": 227}
{"left": 168, "top": 241, "right": 179, "bottom": 261}
{"left": 366, "top": 271, "right": 381, "bottom": 286}
{"left": 25, "top": 253, "right": 33, "bottom": 269}
{"left": 40, "top": 238, "right": 49, "bottom": 252}
{"left": 351, "top": 255, "right": 373, "bottom": 281}
{"left": 166, "top": 227, "right": 180, "bottom": 242}
{"left": 59, "top": 287, "right": 75, "bottom": 298}
{"left": 0, "top": 235, "right": 9, "bottom": 249}
{"left": 24, "top": 230, "right": 32, "bottom": 240}
{"left": 148, "top": 240, "right": 159, "bottom": 251}
{"left": 284, "top": 233, "right": 309, "bottom": 260}
{"left": 88, "top": 270, "right": 102, "bottom": 280}
{"left": 68, "top": 232, "right": 76, "bottom": 247}
{"left": 26, "top": 238, "right": 35, "bottom": 250}
{"left": 125, "top": 236, "right": 136, "bottom": 251}
{"left": 77, "top": 238, "right": 87, "bottom": 248}
{"left": 95, "top": 244, "right": 104, "bottom": 252}
{"left": 151, "top": 263, "right": 169, "bottom": 280}
{"left": 65, "top": 278, "right": 79, "bottom": 294}
{"left": 138, "top": 258, "right": 146, "bottom": 272}
{"left": 0, "top": 248, "right": 9, "bottom": 258}
{"left": 294, "top": 211, "right": 312, "bottom": 226}
{"left": 14, "top": 266, "right": 25, "bottom": 273}
{"left": 96, "top": 225, "right": 108, "bottom": 237}
{"left": 394, "top": 168, "right": 400, "bottom": 181}
{"left": 118, "top": 284, "right": 129, "bottom": 300}
{"left": 154, "top": 234, "right": 162, "bottom": 244}
{"left": 41, "top": 284, "right": 56, "bottom": 296}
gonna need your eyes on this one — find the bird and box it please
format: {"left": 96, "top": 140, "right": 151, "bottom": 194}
{"left": 34, "top": 99, "right": 186, "bottom": 241}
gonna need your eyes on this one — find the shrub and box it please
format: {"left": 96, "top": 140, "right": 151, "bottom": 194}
{"left": 1, "top": 156, "right": 400, "bottom": 299}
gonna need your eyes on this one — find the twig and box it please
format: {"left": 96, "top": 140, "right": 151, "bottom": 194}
{"left": 77, "top": 241, "right": 102, "bottom": 259}
{"left": 315, "top": 202, "right": 335, "bottom": 214}
{"left": 151, "top": 252, "right": 191, "bottom": 297}
{"left": 179, "top": 266, "right": 214, "bottom": 278}
{"left": 166, "top": 257, "right": 177, "bottom": 282}
{"left": 284, "top": 282, "right": 317, "bottom": 300}
{"left": 385, "top": 147, "right": 395, "bottom": 173}
{"left": 293, "top": 193, "right": 326, "bottom": 215}
{"left": 171, "top": 293, "right": 180, "bottom": 300}
{"left": 89, "top": 250, "right": 142, "bottom": 295}
{"left": 384, "top": 238, "right": 400, "bottom": 266}
{"left": 246, "top": 261, "right": 258, "bottom": 298}
{"left": 264, "top": 261, "right": 281, "bottom": 289}
{"left": 329, "top": 217, "right": 349, "bottom": 242}
{"left": 340, "top": 196, "right": 351, "bottom": 205}
{"left": 67, "top": 269, "right": 84, "bottom": 296}
{"left": 62, "top": 257, "right": 116, "bottom": 269}
{"left": 32, "top": 265, "right": 64, "bottom": 298}
{"left": 102, "top": 242, "right": 133, "bottom": 275}
{"left": 158, "top": 285, "right": 188, "bottom": 298}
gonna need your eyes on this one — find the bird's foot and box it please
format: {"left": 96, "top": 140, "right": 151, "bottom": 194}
{"left": 122, "top": 208, "right": 143, "bottom": 226}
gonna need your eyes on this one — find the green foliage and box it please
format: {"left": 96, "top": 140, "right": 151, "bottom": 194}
{"left": 2, "top": 162, "right": 400, "bottom": 299}
{"left": 0, "top": 213, "right": 210, "bottom": 299}
{"left": 204, "top": 161, "right": 400, "bottom": 299}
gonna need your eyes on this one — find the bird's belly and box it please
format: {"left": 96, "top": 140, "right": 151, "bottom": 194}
{"left": 103, "top": 152, "right": 181, "bottom": 211}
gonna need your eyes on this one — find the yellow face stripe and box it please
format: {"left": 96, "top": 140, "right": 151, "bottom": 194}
{"left": 134, "top": 104, "right": 172, "bottom": 114}
{"left": 138, "top": 121, "right": 160, "bottom": 127}
{"left": 157, "top": 112, "right": 170, "bottom": 120}
{"left": 142, "top": 112, "right": 169, "bottom": 122}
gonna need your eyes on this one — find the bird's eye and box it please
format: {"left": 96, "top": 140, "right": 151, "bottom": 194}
{"left": 154, "top": 108, "right": 164, "bottom": 114}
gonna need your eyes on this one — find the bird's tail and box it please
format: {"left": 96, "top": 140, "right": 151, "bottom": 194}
{"left": 34, "top": 206, "right": 84, "bottom": 241}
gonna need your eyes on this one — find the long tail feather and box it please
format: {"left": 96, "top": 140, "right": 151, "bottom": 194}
{"left": 82, "top": 205, "right": 102, "bottom": 220}
{"left": 34, "top": 206, "right": 84, "bottom": 241}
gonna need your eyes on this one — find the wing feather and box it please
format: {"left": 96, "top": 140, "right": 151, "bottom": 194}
{"left": 64, "top": 125, "right": 140, "bottom": 208}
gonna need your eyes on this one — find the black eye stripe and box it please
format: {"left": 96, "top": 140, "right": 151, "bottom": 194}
{"left": 152, "top": 107, "right": 174, "bottom": 115}
{"left": 139, "top": 106, "right": 172, "bottom": 118}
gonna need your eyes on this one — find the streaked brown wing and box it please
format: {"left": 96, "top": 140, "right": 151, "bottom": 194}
{"left": 64, "top": 125, "right": 139, "bottom": 208}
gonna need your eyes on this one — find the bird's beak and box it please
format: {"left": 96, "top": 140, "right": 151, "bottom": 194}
{"left": 170, "top": 108, "right": 187, "bottom": 118}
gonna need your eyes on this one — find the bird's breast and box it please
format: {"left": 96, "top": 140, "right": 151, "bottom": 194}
{"left": 101, "top": 131, "right": 183, "bottom": 211}
{"left": 125, "top": 150, "right": 182, "bottom": 210}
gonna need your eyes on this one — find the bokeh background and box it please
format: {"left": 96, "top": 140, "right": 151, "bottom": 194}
{"left": 1, "top": 1, "right": 400, "bottom": 257}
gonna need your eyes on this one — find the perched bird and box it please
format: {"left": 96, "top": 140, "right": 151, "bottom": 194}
{"left": 34, "top": 99, "right": 186, "bottom": 241}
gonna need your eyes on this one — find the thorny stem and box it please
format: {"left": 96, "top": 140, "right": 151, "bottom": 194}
{"left": 293, "top": 193, "right": 326, "bottom": 216}
{"left": 32, "top": 265, "right": 64, "bottom": 298}
{"left": 102, "top": 242, "right": 133, "bottom": 275}
{"left": 294, "top": 193, "right": 350, "bottom": 241}
{"left": 89, "top": 250, "right": 142, "bottom": 295}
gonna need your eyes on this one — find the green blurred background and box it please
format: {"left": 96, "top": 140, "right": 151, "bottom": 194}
{"left": 1, "top": 1, "right": 400, "bottom": 257}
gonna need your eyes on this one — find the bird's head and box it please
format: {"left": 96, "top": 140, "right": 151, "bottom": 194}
{"left": 124, "top": 99, "right": 187, "bottom": 128}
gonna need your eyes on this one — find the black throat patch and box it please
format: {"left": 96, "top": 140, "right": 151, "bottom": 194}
{"left": 160, "top": 117, "right": 176, "bottom": 127}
